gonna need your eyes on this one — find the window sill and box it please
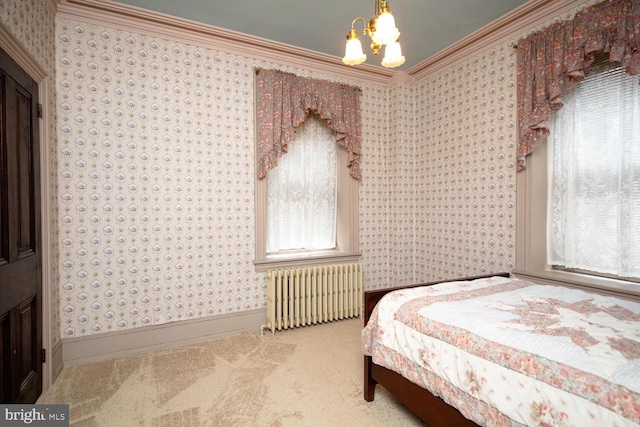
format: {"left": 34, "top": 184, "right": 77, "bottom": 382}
{"left": 512, "top": 268, "right": 640, "bottom": 301}
{"left": 254, "top": 251, "right": 361, "bottom": 272}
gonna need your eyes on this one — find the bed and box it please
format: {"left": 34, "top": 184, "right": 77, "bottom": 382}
{"left": 362, "top": 273, "right": 640, "bottom": 427}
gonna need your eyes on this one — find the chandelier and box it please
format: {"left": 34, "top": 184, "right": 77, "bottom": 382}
{"left": 342, "top": 0, "right": 405, "bottom": 68}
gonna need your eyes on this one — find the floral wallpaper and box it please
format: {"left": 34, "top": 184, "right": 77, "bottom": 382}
{"left": 359, "top": 83, "right": 392, "bottom": 290}
{"left": 3, "top": 1, "right": 594, "bottom": 341}
{"left": 387, "top": 82, "right": 417, "bottom": 288}
{"left": 412, "top": 45, "right": 518, "bottom": 283}
{"left": 47, "top": 13, "right": 517, "bottom": 339}
{"left": 54, "top": 19, "right": 393, "bottom": 337}
{"left": 57, "top": 21, "right": 263, "bottom": 336}
{"left": 380, "top": 43, "right": 518, "bottom": 289}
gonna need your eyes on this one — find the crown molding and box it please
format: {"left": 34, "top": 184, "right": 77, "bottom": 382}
{"left": 406, "top": 0, "right": 589, "bottom": 81}
{"left": 56, "top": 0, "right": 394, "bottom": 85}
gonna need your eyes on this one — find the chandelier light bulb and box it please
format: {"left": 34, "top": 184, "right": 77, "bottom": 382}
{"left": 381, "top": 40, "right": 405, "bottom": 68}
{"left": 342, "top": 29, "right": 367, "bottom": 66}
{"left": 371, "top": 10, "right": 400, "bottom": 46}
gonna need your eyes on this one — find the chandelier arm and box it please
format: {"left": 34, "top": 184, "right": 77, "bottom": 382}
{"left": 351, "top": 17, "right": 367, "bottom": 34}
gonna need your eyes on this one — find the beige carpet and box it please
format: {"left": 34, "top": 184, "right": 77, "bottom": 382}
{"left": 38, "top": 318, "right": 424, "bottom": 426}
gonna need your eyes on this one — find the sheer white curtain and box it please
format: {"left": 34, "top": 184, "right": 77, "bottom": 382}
{"left": 548, "top": 66, "right": 640, "bottom": 279}
{"left": 266, "top": 114, "right": 337, "bottom": 253}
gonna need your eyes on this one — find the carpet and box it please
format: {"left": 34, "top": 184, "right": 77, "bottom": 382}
{"left": 38, "top": 318, "right": 424, "bottom": 426}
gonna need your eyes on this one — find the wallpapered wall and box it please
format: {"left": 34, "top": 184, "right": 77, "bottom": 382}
{"left": 54, "top": 19, "right": 393, "bottom": 338}
{"left": 3, "top": 1, "right": 527, "bottom": 341}
{"left": 387, "top": 82, "right": 417, "bottom": 287}
{"left": 57, "top": 21, "right": 258, "bottom": 336}
{"left": 383, "top": 45, "right": 518, "bottom": 289}
{"left": 413, "top": 46, "right": 518, "bottom": 284}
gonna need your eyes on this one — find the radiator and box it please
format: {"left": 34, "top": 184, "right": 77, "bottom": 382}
{"left": 261, "top": 263, "right": 363, "bottom": 335}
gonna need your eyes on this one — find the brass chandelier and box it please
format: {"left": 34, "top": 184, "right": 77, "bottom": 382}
{"left": 342, "top": 0, "right": 405, "bottom": 68}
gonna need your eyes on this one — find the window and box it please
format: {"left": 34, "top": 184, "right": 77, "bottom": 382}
{"left": 254, "top": 116, "right": 359, "bottom": 272}
{"left": 516, "top": 64, "right": 640, "bottom": 294}
{"left": 253, "top": 69, "right": 361, "bottom": 272}
{"left": 548, "top": 66, "right": 640, "bottom": 280}
{"left": 266, "top": 114, "right": 337, "bottom": 253}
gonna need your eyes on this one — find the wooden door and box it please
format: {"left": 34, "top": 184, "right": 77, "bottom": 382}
{"left": 0, "top": 47, "right": 42, "bottom": 404}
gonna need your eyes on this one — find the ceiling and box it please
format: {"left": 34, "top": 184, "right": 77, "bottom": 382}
{"left": 110, "top": 0, "right": 530, "bottom": 71}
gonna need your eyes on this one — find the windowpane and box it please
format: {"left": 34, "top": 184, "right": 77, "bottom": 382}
{"left": 548, "top": 67, "right": 640, "bottom": 279}
{"left": 266, "top": 114, "right": 337, "bottom": 253}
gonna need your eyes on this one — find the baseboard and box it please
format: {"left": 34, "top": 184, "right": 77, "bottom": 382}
{"left": 61, "top": 308, "right": 266, "bottom": 367}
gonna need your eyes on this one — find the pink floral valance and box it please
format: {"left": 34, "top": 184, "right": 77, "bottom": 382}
{"left": 517, "top": 0, "right": 640, "bottom": 170}
{"left": 255, "top": 69, "right": 362, "bottom": 180}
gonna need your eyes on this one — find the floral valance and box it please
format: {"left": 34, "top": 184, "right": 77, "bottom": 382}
{"left": 255, "top": 69, "right": 362, "bottom": 180}
{"left": 517, "top": 0, "right": 640, "bottom": 170}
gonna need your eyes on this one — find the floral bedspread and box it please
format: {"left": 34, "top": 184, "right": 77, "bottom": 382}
{"left": 362, "top": 276, "right": 640, "bottom": 426}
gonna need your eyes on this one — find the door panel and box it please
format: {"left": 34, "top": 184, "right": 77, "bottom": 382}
{"left": 0, "top": 47, "right": 41, "bottom": 404}
{"left": 0, "top": 313, "right": 9, "bottom": 402}
{"left": 16, "top": 87, "right": 36, "bottom": 257}
{"left": 17, "top": 297, "right": 38, "bottom": 403}
{"left": 0, "top": 73, "right": 6, "bottom": 267}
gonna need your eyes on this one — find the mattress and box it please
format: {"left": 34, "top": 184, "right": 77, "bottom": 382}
{"left": 362, "top": 276, "right": 640, "bottom": 426}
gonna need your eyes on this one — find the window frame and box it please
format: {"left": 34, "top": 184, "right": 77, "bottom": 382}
{"left": 515, "top": 119, "right": 640, "bottom": 299}
{"left": 254, "top": 134, "right": 360, "bottom": 273}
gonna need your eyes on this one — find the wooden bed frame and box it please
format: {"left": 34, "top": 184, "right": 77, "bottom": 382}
{"left": 363, "top": 272, "right": 511, "bottom": 427}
